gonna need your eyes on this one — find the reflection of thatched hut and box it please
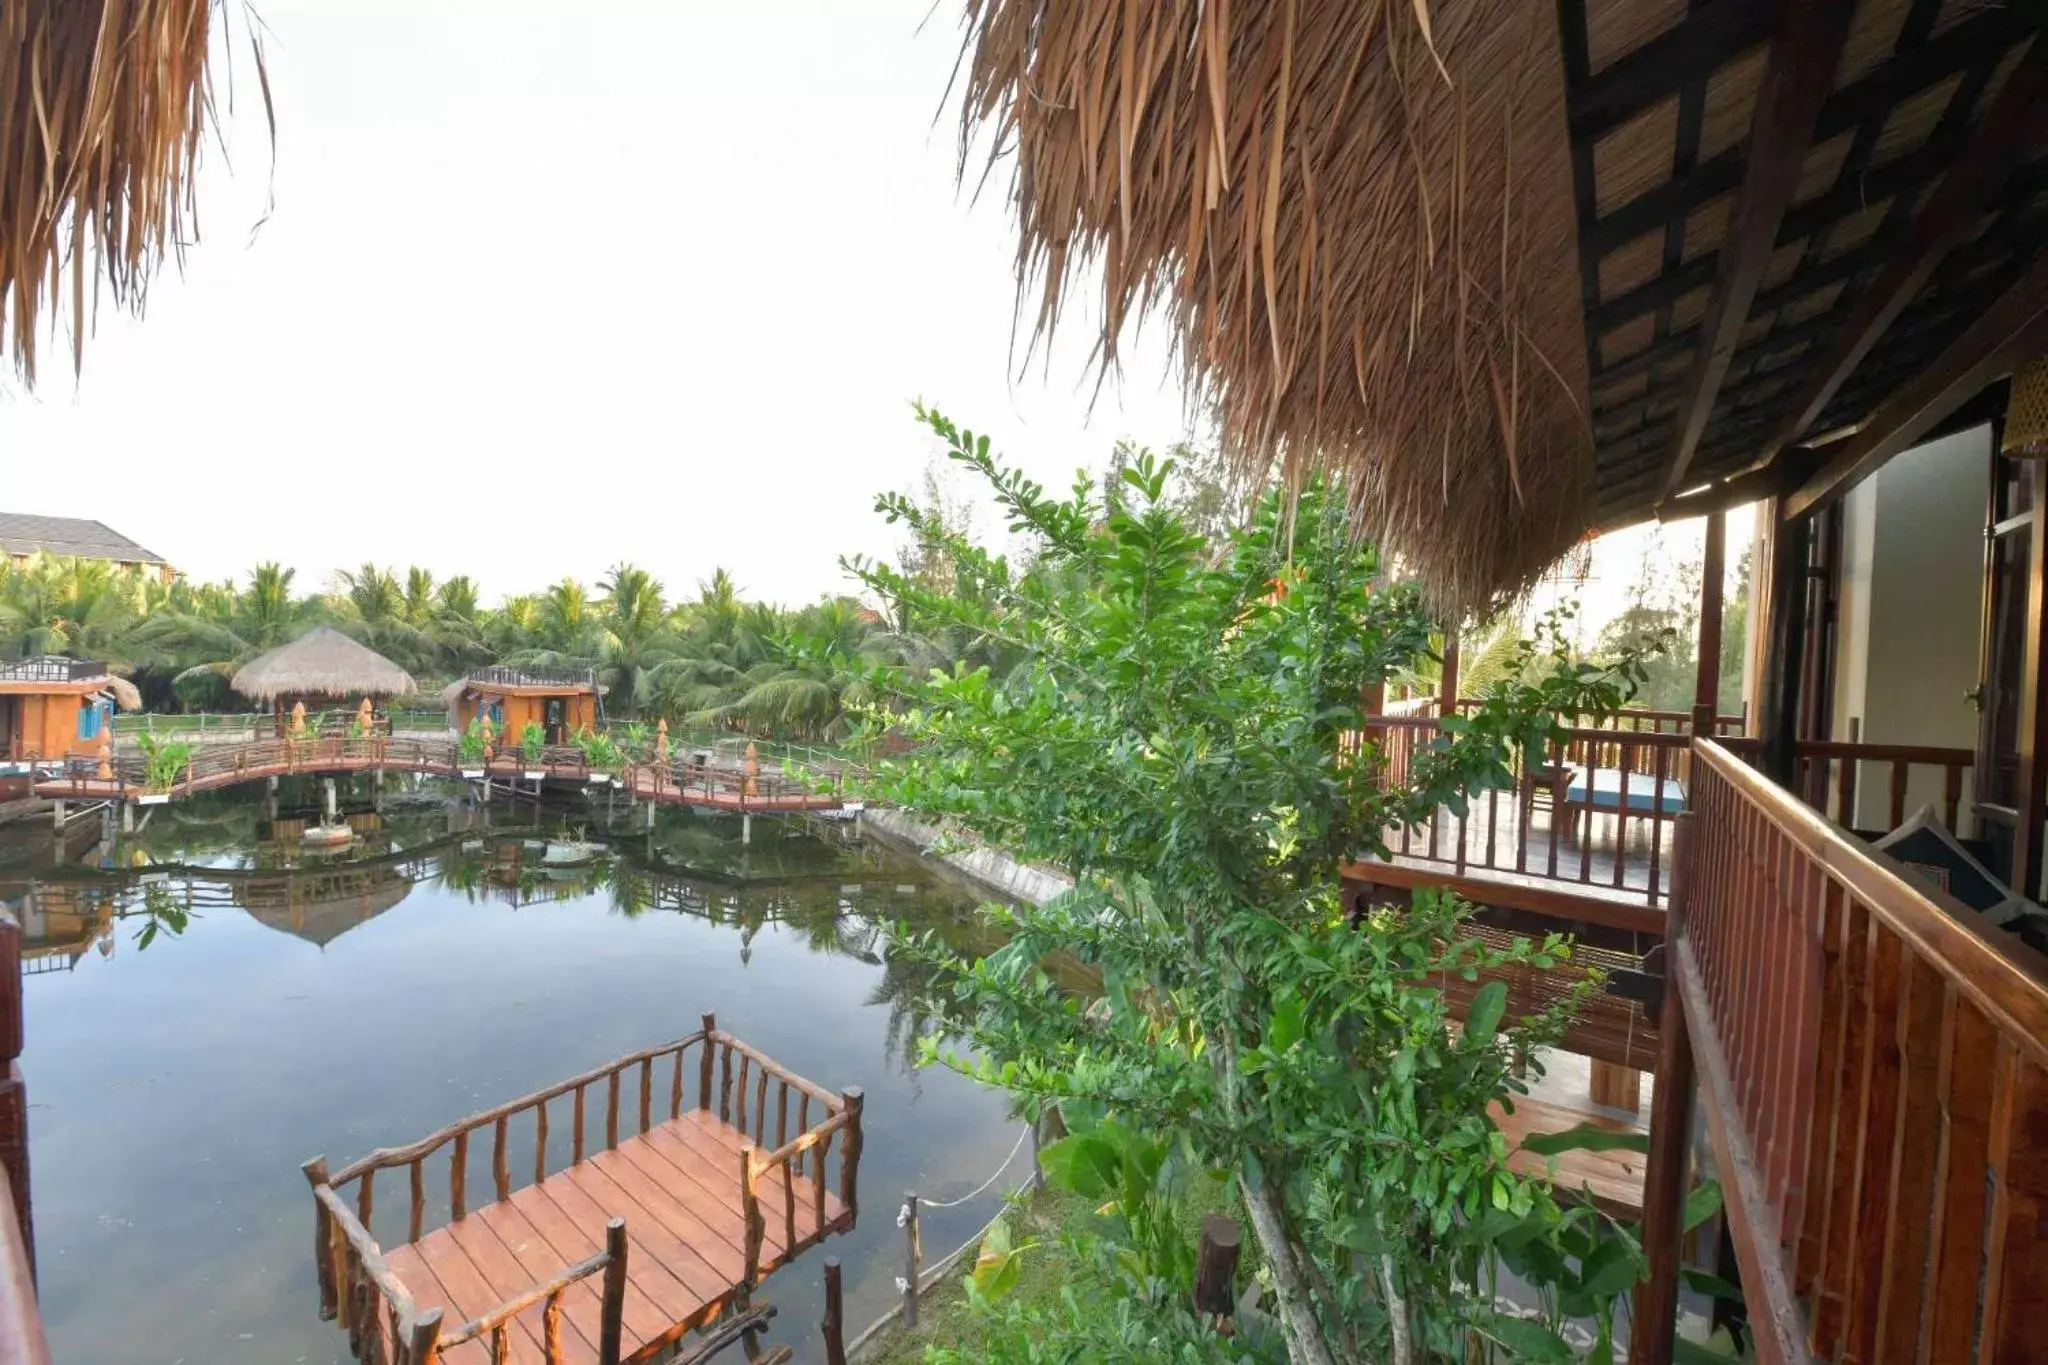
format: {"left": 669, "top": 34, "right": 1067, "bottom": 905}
{"left": 236, "top": 867, "right": 410, "bottom": 949}
{"left": 231, "top": 628, "right": 416, "bottom": 735}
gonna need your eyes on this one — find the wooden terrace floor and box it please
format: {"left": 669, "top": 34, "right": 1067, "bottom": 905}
{"left": 390, "top": 1110, "right": 843, "bottom": 1364}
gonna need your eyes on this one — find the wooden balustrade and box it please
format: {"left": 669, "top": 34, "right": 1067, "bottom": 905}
{"left": 0, "top": 918, "right": 48, "bottom": 1365}
{"left": 1664, "top": 741, "right": 2048, "bottom": 1365}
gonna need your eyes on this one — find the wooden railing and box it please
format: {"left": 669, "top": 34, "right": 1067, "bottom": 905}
{"left": 0, "top": 918, "right": 49, "bottom": 1365}
{"left": 704, "top": 1024, "right": 866, "bottom": 1291}
{"left": 1451, "top": 700, "right": 1747, "bottom": 736}
{"left": 1671, "top": 741, "right": 2048, "bottom": 1365}
{"left": 1366, "top": 716, "right": 1692, "bottom": 905}
{"left": 303, "top": 1016, "right": 863, "bottom": 1363}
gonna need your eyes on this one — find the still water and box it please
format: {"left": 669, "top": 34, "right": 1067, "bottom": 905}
{"left": 0, "top": 778, "right": 1019, "bottom": 1363}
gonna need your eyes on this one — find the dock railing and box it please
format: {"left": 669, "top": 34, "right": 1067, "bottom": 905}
{"left": 1662, "top": 740, "right": 2048, "bottom": 1365}
{"left": 304, "top": 1016, "right": 862, "bottom": 1364}
{"left": 0, "top": 916, "right": 50, "bottom": 1365}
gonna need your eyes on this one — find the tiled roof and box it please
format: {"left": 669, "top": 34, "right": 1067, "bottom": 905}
{"left": 0, "top": 513, "right": 165, "bottom": 564}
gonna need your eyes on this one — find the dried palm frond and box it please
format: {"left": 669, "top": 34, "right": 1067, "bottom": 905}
{"left": 954, "top": 0, "right": 1594, "bottom": 613}
{"left": 1, "top": 0, "right": 269, "bottom": 386}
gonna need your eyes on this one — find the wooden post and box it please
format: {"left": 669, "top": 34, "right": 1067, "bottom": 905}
{"left": 699, "top": 1014, "right": 716, "bottom": 1111}
{"left": 840, "top": 1088, "right": 864, "bottom": 1221}
{"left": 822, "top": 1256, "right": 847, "bottom": 1365}
{"left": 1193, "top": 1214, "right": 1242, "bottom": 1317}
{"left": 1631, "top": 813, "right": 1700, "bottom": 1365}
{"left": 1694, "top": 509, "right": 1726, "bottom": 736}
{"left": 598, "top": 1217, "right": 628, "bottom": 1365}
{"left": 407, "top": 1307, "right": 443, "bottom": 1365}
{"left": 1759, "top": 503, "right": 1809, "bottom": 783}
{"left": 901, "top": 1191, "right": 921, "bottom": 1328}
{"left": 1439, "top": 626, "right": 1461, "bottom": 716}
{"left": 302, "top": 1157, "right": 337, "bottom": 1321}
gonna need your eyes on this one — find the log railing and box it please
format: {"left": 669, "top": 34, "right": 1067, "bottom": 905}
{"left": 700, "top": 1023, "right": 865, "bottom": 1294}
{"left": 303, "top": 1018, "right": 862, "bottom": 1364}
{"left": 1671, "top": 740, "right": 2048, "bottom": 1365}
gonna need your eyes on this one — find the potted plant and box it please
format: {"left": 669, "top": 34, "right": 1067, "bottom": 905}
{"left": 520, "top": 721, "right": 546, "bottom": 775}
{"left": 458, "top": 720, "right": 488, "bottom": 779}
{"left": 136, "top": 734, "right": 195, "bottom": 803}
{"left": 573, "top": 727, "right": 624, "bottom": 783}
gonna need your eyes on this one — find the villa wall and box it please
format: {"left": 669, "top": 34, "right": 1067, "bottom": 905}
{"left": 1829, "top": 424, "right": 1989, "bottom": 833}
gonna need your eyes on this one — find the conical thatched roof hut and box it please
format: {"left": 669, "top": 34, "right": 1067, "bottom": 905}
{"left": 231, "top": 627, "right": 416, "bottom": 704}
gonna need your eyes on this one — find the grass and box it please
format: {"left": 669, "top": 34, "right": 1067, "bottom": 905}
{"left": 862, "top": 1173, "right": 1251, "bottom": 1363}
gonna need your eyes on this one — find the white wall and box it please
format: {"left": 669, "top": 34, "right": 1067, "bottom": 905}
{"left": 1830, "top": 425, "right": 1989, "bottom": 832}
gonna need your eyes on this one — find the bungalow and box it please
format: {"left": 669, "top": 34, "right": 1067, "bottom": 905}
{"left": 446, "top": 665, "right": 601, "bottom": 746}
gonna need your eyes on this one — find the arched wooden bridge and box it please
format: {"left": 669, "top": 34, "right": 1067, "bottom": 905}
{"left": 28, "top": 735, "right": 855, "bottom": 813}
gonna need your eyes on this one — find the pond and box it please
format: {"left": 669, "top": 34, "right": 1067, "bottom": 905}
{"left": 0, "top": 778, "right": 1020, "bottom": 1363}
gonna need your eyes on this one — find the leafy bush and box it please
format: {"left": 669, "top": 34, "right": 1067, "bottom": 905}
{"left": 136, "top": 734, "right": 196, "bottom": 792}
{"left": 856, "top": 409, "right": 1662, "bottom": 1364}
{"left": 573, "top": 727, "right": 624, "bottom": 771}
{"left": 519, "top": 721, "right": 545, "bottom": 762}
{"left": 459, "top": 720, "right": 487, "bottom": 765}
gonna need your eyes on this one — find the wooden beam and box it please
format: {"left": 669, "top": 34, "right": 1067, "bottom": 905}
{"left": 1784, "top": 250, "right": 2048, "bottom": 518}
{"left": 1569, "top": 0, "right": 1772, "bottom": 142}
{"left": 1660, "top": 1, "right": 1858, "bottom": 502}
{"left": 1766, "top": 38, "right": 2048, "bottom": 458}
{"left": 1631, "top": 815, "right": 1698, "bottom": 1365}
{"left": 1656, "top": 463, "right": 1787, "bottom": 524}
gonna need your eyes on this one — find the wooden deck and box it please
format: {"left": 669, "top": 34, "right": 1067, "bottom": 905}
{"left": 306, "top": 1018, "right": 863, "bottom": 1365}
{"left": 1493, "top": 1093, "right": 1648, "bottom": 1222}
{"left": 30, "top": 736, "right": 852, "bottom": 815}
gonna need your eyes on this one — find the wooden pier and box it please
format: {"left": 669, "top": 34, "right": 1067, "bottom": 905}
{"left": 29, "top": 736, "right": 852, "bottom": 815}
{"left": 304, "top": 1016, "right": 863, "bottom": 1364}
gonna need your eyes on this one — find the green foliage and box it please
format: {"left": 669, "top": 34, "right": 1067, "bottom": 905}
{"left": 519, "top": 722, "right": 546, "bottom": 762}
{"left": 458, "top": 720, "right": 487, "bottom": 765}
{"left": 136, "top": 734, "right": 196, "bottom": 792}
{"left": 851, "top": 407, "right": 1662, "bottom": 1364}
{"left": 573, "top": 727, "right": 624, "bottom": 771}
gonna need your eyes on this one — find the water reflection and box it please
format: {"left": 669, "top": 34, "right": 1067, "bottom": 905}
{"left": 0, "top": 778, "right": 1017, "bottom": 1364}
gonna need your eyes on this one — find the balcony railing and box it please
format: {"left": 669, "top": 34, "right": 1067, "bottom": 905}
{"left": 1669, "top": 740, "right": 2048, "bottom": 1365}
{"left": 0, "top": 657, "right": 104, "bottom": 684}
{"left": 464, "top": 665, "right": 596, "bottom": 691}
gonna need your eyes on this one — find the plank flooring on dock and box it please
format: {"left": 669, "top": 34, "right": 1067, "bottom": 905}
{"left": 1491, "top": 1093, "right": 1648, "bottom": 1220}
{"left": 385, "top": 1110, "right": 843, "bottom": 1365}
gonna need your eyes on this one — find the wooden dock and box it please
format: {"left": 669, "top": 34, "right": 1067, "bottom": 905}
{"left": 305, "top": 1016, "right": 862, "bottom": 1364}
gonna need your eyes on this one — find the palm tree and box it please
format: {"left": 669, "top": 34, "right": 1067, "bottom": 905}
{"left": 0, "top": 552, "right": 145, "bottom": 660}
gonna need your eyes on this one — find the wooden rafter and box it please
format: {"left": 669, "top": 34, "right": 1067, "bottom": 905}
{"left": 1785, "top": 247, "right": 2048, "bottom": 519}
{"left": 1657, "top": 1, "right": 1859, "bottom": 501}
{"left": 1765, "top": 37, "right": 2048, "bottom": 459}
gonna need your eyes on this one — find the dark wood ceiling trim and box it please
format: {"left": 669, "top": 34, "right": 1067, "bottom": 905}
{"left": 1765, "top": 38, "right": 2048, "bottom": 456}
{"left": 1784, "top": 248, "right": 2048, "bottom": 519}
{"left": 1810, "top": 3, "right": 2042, "bottom": 142}
{"left": 1655, "top": 462, "right": 1791, "bottom": 523}
{"left": 1570, "top": 0, "right": 1772, "bottom": 142}
{"left": 1658, "top": 1, "right": 1859, "bottom": 501}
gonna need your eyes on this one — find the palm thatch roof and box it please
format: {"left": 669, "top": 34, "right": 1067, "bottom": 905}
{"left": 238, "top": 869, "right": 409, "bottom": 949}
{"left": 953, "top": 1, "right": 2048, "bottom": 607}
{"left": 954, "top": 0, "right": 1591, "bottom": 612}
{"left": 1, "top": 1, "right": 267, "bottom": 385}
{"left": 102, "top": 675, "right": 141, "bottom": 711}
{"left": 231, "top": 627, "right": 416, "bottom": 702}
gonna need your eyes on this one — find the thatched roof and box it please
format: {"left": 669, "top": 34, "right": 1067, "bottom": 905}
{"left": 953, "top": 0, "right": 2048, "bottom": 607}
{"left": 231, "top": 627, "right": 416, "bottom": 702}
{"left": 954, "top": 0, "right": 1591, "bottom": 611}
{"left": 239, "top": 869, "right": 409, "bottom": 949}
{"left": 1, "top": 2, "right": 264, "bottom": 386}
{"left": 102, "top": 676, "right": 142, "bottom": 711}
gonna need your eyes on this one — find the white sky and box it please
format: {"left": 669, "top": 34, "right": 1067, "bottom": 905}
{"left": 0, "top": 1, "right": 1747, "bottom": 629}
{"left": 0, "top": 1, "right": 1194, "bottom": 606}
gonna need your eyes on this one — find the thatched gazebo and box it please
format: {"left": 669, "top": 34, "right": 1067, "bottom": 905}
{"left": 231, "top": 627, "right": 416, "bottom": 735}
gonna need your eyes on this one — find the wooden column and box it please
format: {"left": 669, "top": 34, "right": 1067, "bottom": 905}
{"left": 1694, "top": 511, "right": 1727, "bottom": 736}
{"left": 2012, "top": 393, "right": 2048, "bottom": 899}
{"left": 1631, "top": 815, "right": 1699, "bottom": 1365}
{"left": 1439, "top": 628, "right": 1461, "bottom": 716}
{"left": 1760, "top": 504, "right": 1809, "bottom": 783}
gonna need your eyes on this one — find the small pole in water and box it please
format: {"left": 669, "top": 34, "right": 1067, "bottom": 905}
{"left": 742, "top": 813, "right": 752, "bottom": 845}
{"left": 51, "top": 800, "right": 64, "bottom": 831}
{"left": 323, "top": 778, "right": 337, "bottom": 823}
{"left": 902, "top": 1191, "right": 921, "bottom": 1328}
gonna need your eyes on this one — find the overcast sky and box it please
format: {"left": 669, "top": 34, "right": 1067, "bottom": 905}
{"left": 0, "top": 1, "right": 1194, "bottom": 606}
